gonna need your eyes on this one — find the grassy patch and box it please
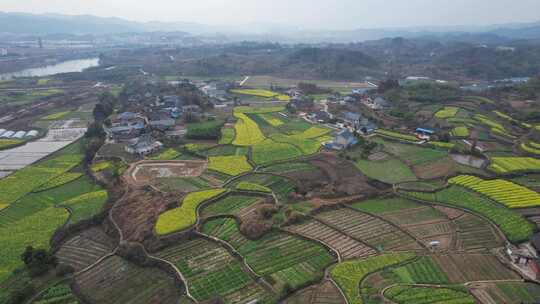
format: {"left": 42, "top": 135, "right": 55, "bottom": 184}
{"left": 219, "top": 128, "right": 235, "bottom": 144}
{"left": 435, "top": 106, "right": 459, "bottom": 119}
{"left": 0, "top": 139, "right": 24, "bottom": 150}
{"left": 355, "top": 157, "right": 417, "bottom": 184}
{"left": 450, "top": 126, "right": 469, "bottom": 137}
{"left": 235, "top": 181, "right": 272, "bottom": 193}
{"left": 41, "top": 111, "right": 71, "bottom": 121}
{"left": 251, "top": 139, "right": 303, "bottom": 165}
{"left": 351, "top": 197, "right": 420, "bottom": 214}
{"left": 148, "top": 148, "right": 181, "bottom": 160}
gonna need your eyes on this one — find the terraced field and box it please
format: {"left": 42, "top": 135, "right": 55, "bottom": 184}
{"left": 285, "top": 218, "right": 377, "bottom": 260}
{"left": 74, "top": 255, "right": 181, "bottom": 304}
{"left": 384, "top": 286, "right": 475, "bottom": 304}
{"left": 431, "top": 254, "right": 520, "bottom": 282}
{"left": 202, "top": 218, "right": 335, "bottom": 293}
{"left": 315, "top": 208, "right": 422, "bottom": 251}
{"left": 55, "top": 227, "right": 115, "bottom": 271}
{"left": 284, "top": 280, "right": 345, "bottom": 304}
{"left": 154, "top": 237, "right": 275, "bottom": 303}
{"left": 454, "top": 214, "right": 503, "bottom": 251}
{"left": 200, "top": 195, "right": 263, "bottom": 218}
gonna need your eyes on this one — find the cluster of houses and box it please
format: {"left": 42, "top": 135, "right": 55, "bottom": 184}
{"left": 104, "top": 94, "right": 201, "bottom": 156}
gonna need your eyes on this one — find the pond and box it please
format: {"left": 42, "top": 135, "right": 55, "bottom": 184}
{"left": 0, "top": 58, "right": 100, "bottom": 80}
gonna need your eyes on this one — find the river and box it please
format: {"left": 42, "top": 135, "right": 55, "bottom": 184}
{"left": 0, "top": 57, "right": 100, "bottom": 80}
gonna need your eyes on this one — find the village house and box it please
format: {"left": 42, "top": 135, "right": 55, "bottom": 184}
{"left": 324, "top": 129, "right": 358, "bottom": 150}
{"left": 287, "top": 97, "right": 315, "bottom": 112}
{"left": 147, "top": 111, "right": 176, "bottom": 131}
{"left": 124, "top": 134, "right": 163, "bottom": 156}
{"left": 105, "top": 112, "right": 146, "bottom": 141}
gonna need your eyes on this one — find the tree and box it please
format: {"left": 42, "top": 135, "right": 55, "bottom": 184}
{"left": 20, "top": 246, "right": 57, "bottom": 277}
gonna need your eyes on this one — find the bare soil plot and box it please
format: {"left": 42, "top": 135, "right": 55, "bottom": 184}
{"left": 286, "top": 218, "right": 377, "bottom": 260}
{"left": 74, "top": 255, "right": 181, "bottom": 304}
{"left": 284, "top": 280, "right": 345, "bottom": 304}
{"left": 55, "top": 227, "right": 115, "bottom": 271}
{"left": 126, "top": 160, "right": 207, "bottom": 187}
{"left": 432, "top": 254, "right": 520, "bottom": 283}
{"left": 315, "top": 208, "right": 422, "bottom": 251}
{"left": 412, "top": 156, "right": 457, "bottom": 179}
{"left": 112, "top": 189, "right": 180, "bottom": 244}
{"left": 283, "top": 153, "right": 379, "bottom": 198}
{"left": 433, "top": 206, "right": 465, "bottom": 220}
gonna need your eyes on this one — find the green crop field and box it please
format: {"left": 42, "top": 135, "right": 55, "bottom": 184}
{"left": 400, "top": 186, "right": 535, "bottom": 243}
{"left": 450, "top": 126, "right": 469, "bottom": 137}
{"left": 488, "top": 157, "right": 540, "bottom": 174}
{"left": 41, "top": 111, "right": 70, "bottom": 121}
{"left": 200, "top": 195, "right": 260, "bottom": 218}
{"left": 435, "top": 106, "right": 459, "bottom": 119}
{"left": 488, "top": 282, "right": 540, "bottom": 303}
{"left": 375, "top": 129, "right": 418, "bottom": 142}
{"left": 235, "top": 181, "right": 272, "bottom": 193}
{"left": 220, "top": 128, "right": 236, "bottom": 144}
{"left": 155, "top": 188, "right": 227, "bottom": 235}
{"left": 257, "top": 113, "right": 284, "bottom": 126}
{"left": 203, "top": 218, "right": 335, "bottom": 293}
{"left": 33, "top": 172, "right": 83, "bottom": 192}
{"left": 449, "top": 175, "right": 540, "bottom": 208}
{"left": 392, "top": 256, "right": 449, "bottom": 284}
{"left": 252, "top": 139, "right": 303, "bottom": 165}
{"left": 232, "top": 112, "right": 266, "bottom": 146}
{"left": 373, "top": 138, "right": 448, "bottom": 166}
{"left": 230, "top": 89, "right": 290, "bottom": 101}
{"left": 148, "top": 148, "right": 181, "bottom": 160}
{"left": 351, "top": 197, "right": 421, "bottom": 214}
{"left": 384, "top": 286, "right": 475, "bottom": 304}
{"left": 0, "top": 139, "right": 23, "bottom": 150}
{"left": 331, "top": 253, "right": 416, "bottom": 304}
{"left": 0, "top": 147, "right": 83, "bottom": 209}
{"left": 355, "top": 157, "right": 417, "bottom": 184}
{"left": 61, "top": 189, "right": 108, "bottom": 224}
{"left": 208, "top": 155, "right": 253, "bottom": 176}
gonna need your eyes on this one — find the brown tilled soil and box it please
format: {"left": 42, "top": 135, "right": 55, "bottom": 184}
{"left": 111, "top": 188, "right": 182, "bottom": 244}
{"left": 282, "top": 153, "right": 380, "bottom": 198}
{"left": 433, "top": 206, "right": 465, "bottom": 220}
{"left": 412, "top": 157, "right": 456, "bottom": 179}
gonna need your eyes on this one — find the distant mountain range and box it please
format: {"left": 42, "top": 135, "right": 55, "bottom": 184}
{"left": 1, "top": 11, "right": 540, "bottom": 43}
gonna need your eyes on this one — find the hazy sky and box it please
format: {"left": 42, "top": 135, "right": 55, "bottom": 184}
{"left": 2, "top": 0, "right": 540, "bottom": 29}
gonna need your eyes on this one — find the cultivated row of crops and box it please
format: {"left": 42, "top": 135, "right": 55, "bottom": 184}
{"left": 399, "top": 187, "right": 535, "bottom": 243}
{"left": 375, "top": 129, "right": 418, "bottom": 142}
{"left": 330, "top": 253, "right": 416, "bottom": 304}
{"left": 488, "top": 157, "right": 540, "bottom": 174}
{"left": 449, "top": 175, "right": 540, "bottom": 208}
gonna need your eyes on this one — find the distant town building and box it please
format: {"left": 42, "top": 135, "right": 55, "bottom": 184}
{"left": 148, "top": 111, "right": 176, "bottom": 130}
{"left": 105, "top": 112, "right": 146, "bottom": 141}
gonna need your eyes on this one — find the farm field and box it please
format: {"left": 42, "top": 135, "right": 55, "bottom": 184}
{"left": 400, "top": 186, "right": 535, "bottom": 243}
{"left": 315, "top": 208, "right": 422, "bottom": 251}
{"left": 454, "top": 213, "right": 503, "bottom": 251}
{"left": 202, "top": 218, "right": 335, "bottom": 293}
{"left": 391, "top": 256, "right": 449, "bottom": 284}
{"left": 155, "top": 188, "right": 227, "bottom": 235}
{"left": 32, "top": 283, "right": 80, "bottom": 304}
{"left": 200, "top": 194, "right": 262, "bottom": 218}
{"left": 75, "top": 255, "right": 181, "bottom": 304}
{"left": 283, "top": 280, "right": 345, "bottom": 304}
{"left": 0, "top": 139, "right": 23, "bottom": 150}
{"left": 0, "top": 172, "right": 105, "bottom": 282}
{"left": 230, "top": 89, "right": 290, "bottom": 101}
{"left": 230, "top": 173, "right": 296, "bottom": 201}
{"left": 208, "top": 155, "right": 252, "bottom": 176}
{"left": 449, "top": 175, "right": 540, "bottom": 208}
{"left": 482, "top": 282, "right": 540, "bottom": 303}
{"left": 155, "top": 237, "right": 275, "bottom": 303}
{"left": 488, "top": 157, "right": 540, "bottom": 174}
{"left": 355, "top": 157, "right": 417, "bottom": 184}
{"left": 435, "top": 106, "right": 459, "bottom": 119}
{"left": 431, "top": 254, "right": 520, "bottom": 282}
{"left": 285, "top": 218, "right": 377, "bottom": 260}
{"left": 331, "top": 253, "right": 416, "bottom": 304}
{"left": 55, "top": 227, "right": 115, "bottom": 271}
{"left": 384, "top": 286, "right": 475, "bottom": 304}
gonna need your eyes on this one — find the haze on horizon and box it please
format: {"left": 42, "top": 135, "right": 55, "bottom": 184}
{"left": 1, "top": 0, "right": 540, "bottom": 30}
